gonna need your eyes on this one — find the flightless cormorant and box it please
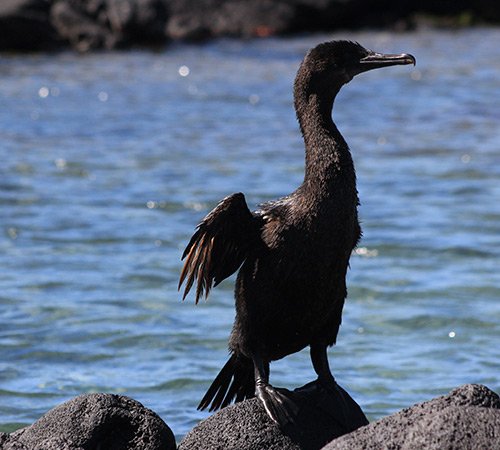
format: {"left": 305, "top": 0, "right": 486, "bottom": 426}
{"left": 179, "top": 40, "right": 415, "bottom": 424}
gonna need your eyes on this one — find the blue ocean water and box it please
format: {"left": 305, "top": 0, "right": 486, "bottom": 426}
{"left": 0, "top": 29, "right": 499, "bottom": 441}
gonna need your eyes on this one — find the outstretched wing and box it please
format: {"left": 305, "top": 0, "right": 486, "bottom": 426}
{"left": 179, "top": 192, "right": 260, "bottom": 304}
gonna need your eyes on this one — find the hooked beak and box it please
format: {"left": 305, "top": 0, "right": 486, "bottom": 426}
{"left": 357, "top": 51, "right": 416, "bottom": 74}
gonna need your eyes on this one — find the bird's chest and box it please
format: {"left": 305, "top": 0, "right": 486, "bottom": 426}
{"left": 256, "top": 212, "right": 356, "bottom": 296}
{"left": 266, "top": 198, "right": 358, "bottom": 253}
{"left": 252, "top": 192, "right": 360, "bottom": 300}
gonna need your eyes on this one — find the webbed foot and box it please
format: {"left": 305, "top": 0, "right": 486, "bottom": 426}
{"left": 256, "top": 382, "right": 299, "bottom": 425}
{"left": 317, "top": 373, "right": 341, "bottom": 393}
{"left": 298, "top": 377, "right": 368, "bottom": 430}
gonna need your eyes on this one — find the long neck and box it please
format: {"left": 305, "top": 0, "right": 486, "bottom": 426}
{"left": 294, "top": 76, "right": 355, "bottom": 192}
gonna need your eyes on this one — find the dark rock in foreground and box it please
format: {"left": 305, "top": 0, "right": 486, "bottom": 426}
{"left": 0, "top": 384, "right": 498, "bottom": 449}
{"left": 323, "top": 384, "right": 500, "bottom": 450}
{"left": 179, "top": 381, "right": 368, "bottom": 450}
{"left": 0, "top": 393, "right": 175, "bottom": 450}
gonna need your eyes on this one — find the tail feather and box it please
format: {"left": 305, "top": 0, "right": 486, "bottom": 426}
{"left": 198, "top": 354, "right": 255, "bottom": 412}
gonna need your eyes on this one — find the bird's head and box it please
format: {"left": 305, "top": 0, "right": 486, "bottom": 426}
{"left": 299, "top": 40, "right": 416, "bottom": 91}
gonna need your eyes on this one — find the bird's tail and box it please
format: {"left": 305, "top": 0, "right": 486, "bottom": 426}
{"left": 198, "top": 353, "right": 255, "bottom": 412}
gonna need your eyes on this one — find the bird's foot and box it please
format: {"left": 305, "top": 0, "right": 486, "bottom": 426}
{"left": 316, "top": 375, "right": 353, "bottom": 412}
{"left": 317, "top": 374, "right": 339, "bottom": 393}
{"left": 307, "top": 376, "right": 368, "bottom": 430}
{"left": 256, "top": 382, "right": 299, "bottom": 426}
{"left": 295, "top": 374, "right": 339, "bottom": 394}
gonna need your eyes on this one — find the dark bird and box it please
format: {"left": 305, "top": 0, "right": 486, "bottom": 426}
{"left": 179, "top": 40, "right": 415, "bottom": 424}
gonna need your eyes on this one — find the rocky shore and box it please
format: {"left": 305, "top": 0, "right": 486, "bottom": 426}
{"left": 1, "top": 0, "right": 500, "bottom": 52}
{"left": 0, "top": 384, "right": 498, "bottom": 449}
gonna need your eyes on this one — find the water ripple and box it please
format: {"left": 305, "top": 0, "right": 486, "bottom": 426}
{"left": 1, "top": 29, "right": 499, "bottom": 439}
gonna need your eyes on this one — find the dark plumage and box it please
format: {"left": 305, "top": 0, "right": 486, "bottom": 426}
{"left": 179, "top": 40, "right": 415, "bottom": 424}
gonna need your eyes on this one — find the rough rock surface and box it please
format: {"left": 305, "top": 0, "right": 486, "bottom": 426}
{"left": 50, "top": 0, "right": 168, "bottom": 51}
{"left": 0, "top": 393, "right": 175, "bottom": 450}
{"left": 179, "top": 381, "right": 368, "bottom": 450}
{"left": 323, "top": 384, "right": 500, "bottom": 450}
{"left": 165, "top": 0, "right": 297, "bottom": 40}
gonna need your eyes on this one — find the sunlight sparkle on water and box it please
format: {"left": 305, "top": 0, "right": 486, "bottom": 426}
{"left": 55, "top": 158, "right": 67, "bottom": 169}
{"left": 38, "top": 87, "right": 49, "bottom": 98}
{"left": 178, "top": 65, "right": 190, "bottom": 77}
{"left": 98, "top": 91, "right": 109, "bottom": 102}
{"left": 354, "top": 247, "right": 379, "bottom": 257}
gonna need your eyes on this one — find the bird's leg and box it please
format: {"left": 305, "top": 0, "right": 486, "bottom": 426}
{"left": 309, "top": 343, "right": 367, "bottom": 429}
{"left": 253, "top": 354, "right": 270, "bottom": 384}
{"left": 310, "top": 343, "right": 337, "bottom": 387}
{"left": 310, "top": 343, "right": 351, "bottom": 418}
{"left": 252, "top": 353, "right": 298, "bottom": 425}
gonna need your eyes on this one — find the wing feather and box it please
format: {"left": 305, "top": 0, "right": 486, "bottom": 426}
{"left": 179, "top": 192, "right": 260, "bottom": 304}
